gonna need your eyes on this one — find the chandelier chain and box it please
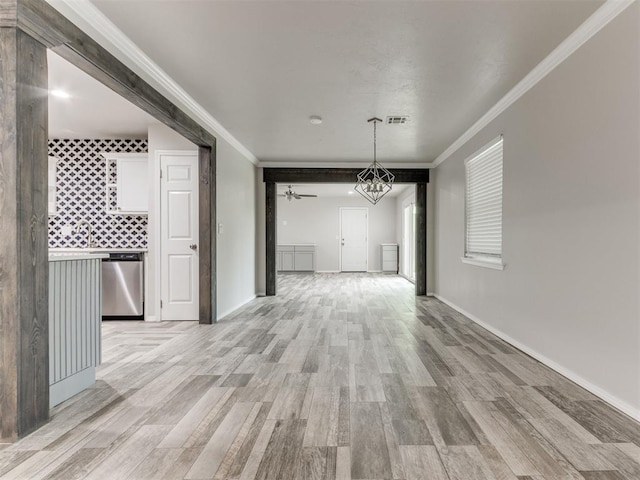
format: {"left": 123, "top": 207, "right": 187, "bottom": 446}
{"left": 373, "top": 119, "right": 377, "bottom": 164}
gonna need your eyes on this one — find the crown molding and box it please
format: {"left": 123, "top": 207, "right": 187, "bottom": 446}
{"left": 258, "top": 160, "right": 431, "bottom": 169}
{"left": 432, "top": 0, "right": 636, "bottom": 168}
{"left": 46, "top": 0, "right": 259, "bottom": 166}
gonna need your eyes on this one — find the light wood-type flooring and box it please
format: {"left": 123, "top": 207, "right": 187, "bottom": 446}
{"left": 1, "top": 273, "right": 639, "bottom": 479}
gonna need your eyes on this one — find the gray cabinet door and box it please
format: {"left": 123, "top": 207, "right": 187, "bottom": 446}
{"left": 294, "top": 251, "right": 314, "bottom": 271}
{"left": 281, "top": 251, "right": 295, "bottom": 271}
{"left": 381, "top": 245, "right": 398, "bottom": 272}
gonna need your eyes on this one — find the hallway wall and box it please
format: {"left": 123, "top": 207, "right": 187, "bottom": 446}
{"left": 433, "top": 4, "right": 640, "bottom": 418}
{"left": 216, "top": 137, "right": 257, "bottom": 318}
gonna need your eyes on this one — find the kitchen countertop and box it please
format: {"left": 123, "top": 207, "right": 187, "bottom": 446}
{"left": 277, "top": 243, "right": 317, "bottom": 246}
{"left": 49, "top": 252, "right": 109, "bottom": 262}
{"left": 49, "top": 248, "right": 148, "bottom": 253}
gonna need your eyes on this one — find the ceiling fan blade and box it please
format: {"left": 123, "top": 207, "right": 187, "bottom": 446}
{"left": 297, "top": 194, "right": 317, "bottom": 197}
{"left": 293, "top": 193, "right": 302, "bottom": 199}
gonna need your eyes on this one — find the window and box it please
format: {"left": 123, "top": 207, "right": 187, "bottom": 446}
{"left": 463, "top": 136, "right": 504, "bottom": 270}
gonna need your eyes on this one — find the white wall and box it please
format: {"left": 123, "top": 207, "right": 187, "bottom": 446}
{"left": 433, "top": 4, "right": 640, "bottom": 418}
{"left": 216, "top": 137, "right": 257, "bottom": 318}
{"left": 147, "top": 123, "right": 258, "bottom": 321}
{"left": 278, "top": 194, "right": 397, "bottom": 272}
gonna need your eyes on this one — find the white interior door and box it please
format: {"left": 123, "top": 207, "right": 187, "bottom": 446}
{"left": 340, "top": 207, "right": 368, "bottom": 272}
{"left": 161, "top": 153, "right": 199, "bottom": 320}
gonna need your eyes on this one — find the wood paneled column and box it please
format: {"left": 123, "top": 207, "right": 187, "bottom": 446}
{"left": 199, "top": 145, "right": 216, "bottom": 323}
{"left": 265, "top": 182, "right": 277, "bottom": 296}
{"left": 0, "top": 21, "right": 50, "bottom": 441}
{"left": 415, "top": 182, "right": 427, "bottom": 296}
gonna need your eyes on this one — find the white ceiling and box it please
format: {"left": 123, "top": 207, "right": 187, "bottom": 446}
{"left": 85, "top": 0, "right": 602, "bottom": 165}
{"left": 48, "top": 51, "right": 155, "bottom": 139}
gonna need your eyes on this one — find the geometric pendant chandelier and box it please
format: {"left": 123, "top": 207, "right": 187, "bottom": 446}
{"left": 354, "top": 117, "right": 394, "bottom": 205}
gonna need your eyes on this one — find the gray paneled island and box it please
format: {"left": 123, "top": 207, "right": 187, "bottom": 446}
{"left": 48, "top": 252, "right": 107, "bottom": 407}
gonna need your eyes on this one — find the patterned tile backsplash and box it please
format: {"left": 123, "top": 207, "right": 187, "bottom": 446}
{"left": 48, "top": 139, "right": 148, "bottom": 249}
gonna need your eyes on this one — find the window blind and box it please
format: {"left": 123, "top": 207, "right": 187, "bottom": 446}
{"left": 465, "top": 137, "right": 503, "bottom": 258}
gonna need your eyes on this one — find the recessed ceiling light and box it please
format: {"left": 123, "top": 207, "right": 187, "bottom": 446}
{"left": 348, "top": 191, "right": 354, "bottom": 195}
{"left": 309, "top": 115, "right": 322, "bottom": 125}
{"left": 50, "top": 89, "right": 71, "bottom": 99}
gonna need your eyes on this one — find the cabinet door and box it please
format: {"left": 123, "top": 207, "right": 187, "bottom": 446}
{"left": 281, "top": 251, "right": 294, "bottom": 271}
{"left": 117, "top": 157, "right": 149, "bottom": 212}
{"left": 276, "top": 251, "right": 282, "bottom": 271}
{"left": 381, "top": 246, "right": 398, "bottom": 272}
{"left": 294, "top": 252, "right": 314, "bottom": 271}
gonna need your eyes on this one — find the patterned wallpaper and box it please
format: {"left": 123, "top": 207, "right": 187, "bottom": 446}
{"left": 48, "top": 139, "right": 148, "bottom": 249}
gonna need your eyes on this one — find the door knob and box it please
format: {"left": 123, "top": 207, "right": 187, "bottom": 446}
{"left": 189, "top": 244, "right": 198, "bottom": 250}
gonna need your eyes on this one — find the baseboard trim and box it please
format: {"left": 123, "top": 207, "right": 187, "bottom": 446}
{"left": 217, "top": 295, "right": 257, "bottom": 321}
{"left": 316, "top": 270, "right": 340, "bottom": 273}
{"left": 434, "top": 293, "right": 640, "bottom": 422}
{"left": 50, "top": 367, "right": 96, "bottom": 408}
{"left": 145, "top": 315, "right": 159, "bottom": 322}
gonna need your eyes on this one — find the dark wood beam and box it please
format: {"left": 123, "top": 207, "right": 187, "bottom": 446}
{"left": 263, "top": 167, "right": 429, "bottom": 184}
{"left": 0, "top": 25, "right": 49, "bottom": 441}
{"left": 12, "top": 0, "right": 217, "bottom": 149}
{"left": 415, "top": 183, "right": 427, "bottom": 296}
{"left": 199, "top": 146, "right": 216, "bottom": 324}
{"left": 265, "top": 183, "right": 277, "bottom": 296}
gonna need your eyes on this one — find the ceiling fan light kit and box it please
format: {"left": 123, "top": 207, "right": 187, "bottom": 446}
{"left": 355, "top": 117, "right": 394, "bottom": 205}
{"left": 279, "top": 185, "right": 318, "bottom": 201}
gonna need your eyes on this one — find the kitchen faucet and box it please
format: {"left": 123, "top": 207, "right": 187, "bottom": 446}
{"left": 74, "top": 220, "right": 95, "bottom": 248}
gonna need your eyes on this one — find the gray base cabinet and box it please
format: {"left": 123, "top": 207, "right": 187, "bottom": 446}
{"left": 381, "top": 244, "right": 399, "bottom": 273}
{"left": 277, "top": 244, "right": 316, "bottom": 272}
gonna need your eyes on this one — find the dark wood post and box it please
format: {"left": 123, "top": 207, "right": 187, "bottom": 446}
{"left": 265, "top": 182, "right": 277, "bottom": 296}
{"left": 199, "top": 145, "right": 216, "bottom": 323}
{"left": 0, "top": 22, "right": 50, "bottom": 441}
{"left": 415, "top": 182, "right": 427, "bottom": 296}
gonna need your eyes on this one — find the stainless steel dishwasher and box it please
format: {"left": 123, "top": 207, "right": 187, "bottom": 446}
{"left": 102, "top": 252, "right": 144, "bottom": 318}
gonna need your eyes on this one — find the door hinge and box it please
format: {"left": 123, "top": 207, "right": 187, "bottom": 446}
{"left": 160, "top": 300, "right": 163, "bottom": 308}
{"left": 160, "top": 169, "right": 163, "bottom": 178}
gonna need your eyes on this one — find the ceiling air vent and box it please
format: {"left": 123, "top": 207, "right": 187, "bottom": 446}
{"left": 386, "top": 116, "right": 409, "bottom": 125}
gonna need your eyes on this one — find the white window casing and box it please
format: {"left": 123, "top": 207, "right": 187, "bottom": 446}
{"left": 462, "top": 135, "right": 505, "bottom": 270}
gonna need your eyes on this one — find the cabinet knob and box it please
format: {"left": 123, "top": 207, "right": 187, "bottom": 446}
{"left": 189, "top": 244, "right": 198, "bottom": 251}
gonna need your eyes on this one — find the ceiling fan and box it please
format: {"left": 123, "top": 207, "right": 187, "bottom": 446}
{"left": 278, "top": 185, "right": 318, "bottom": 201}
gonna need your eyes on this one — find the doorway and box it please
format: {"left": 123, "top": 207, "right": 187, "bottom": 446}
{"left": 402, "top": 198, "right": 416, "bottom": 281}
{"left": 340, "top": 207, "right": 368, "bottom": 272}
{"left": 159, "top": 151, "right": 200, "bottom": 320}
{"left": 263, "top": 168, "right": 429, "bottom": 296}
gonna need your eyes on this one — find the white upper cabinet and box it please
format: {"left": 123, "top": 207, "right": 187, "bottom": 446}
{"left": 117, "top": 157, "right": 149, "bottom": 212}
{"left": 103, "top": 153, "right": 149, "bottom": 214}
